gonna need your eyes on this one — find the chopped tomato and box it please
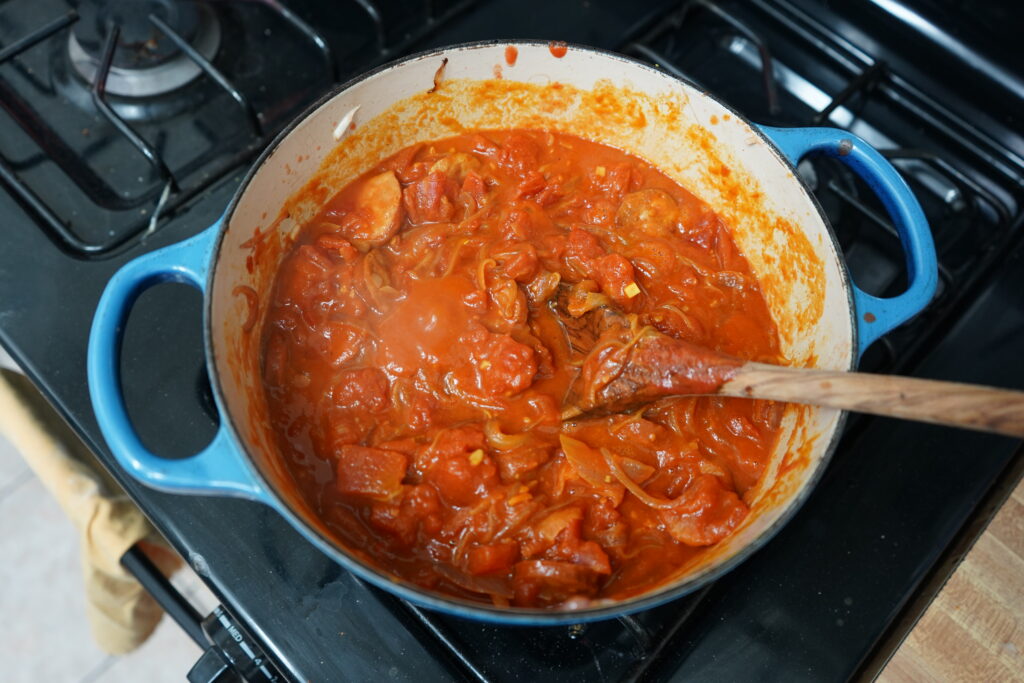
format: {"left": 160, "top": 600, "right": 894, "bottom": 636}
{"left": 415, "top": 425, "right": 487, "bottom": 474}
{"left": 589, "top": 253, "right": 638, "bottom": 303}
{"left": 336, "top": 445, "right": 407, "bottom": 500}
{"left": 512, "top": 560, "right": 599, "bottom": 606}
{"left": 467, "top": 542, "right": 519, "bottom": 575}
{"left": 314, "top": 232, "right": 360, "bottom": 261}
{"left": 462, "top": 171, "right": 488, "bottom": 205}
{"left": 497, "top": 132, "right": 540, "bottom": 177}
{"left": 320, "top": 321, "right": 365, "bottom": 367}
{"left": 275, "top": 244, "right": 331, "bottom": 307}
{"left": 452, "top": 324, "right": 537, "bottom": 399}
{"left": 331, "top": 368, "right": 389, "bottom": 412}
{"left": 493, "top": 446, "right": 550, "bottom": 482}
{"left": 424, "top": 450, "right": 499, "bottom": 507}
{"left": 403, "top": 170, "right": 456, "bottom": 223}
{"left": 368, "top": 483, "right": 441, "bottom": 544}
{"left": 660, "top": 474, "right": 749, "bottom": 546}
{"left": 494, "top": 242, "right": 539, "bottom": 282}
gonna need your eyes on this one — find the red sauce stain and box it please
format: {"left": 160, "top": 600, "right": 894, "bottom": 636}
{"left": 439, "top": 115, "right": 465, "bottom": 131}
{"left": 779, "top": 420, "right": 816, "bottom": 479}
{"left": 710, "top": 114, "right": 719, "bottom": 125}
{"left": 548, "top": 41, "right": 568, "bottom": 58}
{"left": 723, "top": 113, "right": 731, "bottom": 120}
{"left": 492, "top": 63, "right": 503, "bottom": 79}
{"left": 505, "top": 45, "right": 518, "bottom": 67}
{"left": 864, "top": 312, "right": 876, "bottom": 323}
{"left": 232, "top": 285, "right": 259, "bottom": 333}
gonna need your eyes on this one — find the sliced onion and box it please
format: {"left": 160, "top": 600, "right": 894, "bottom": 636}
{"left": 477, "top": 257, "right": 496, "bottom": 289}
{"left": 484, "top": 419, "right": 530, "bottom": 450}
{"left": 490, "top": 498, "right": 542, "bottom": 542}
{"left": 618, "top": 540, "right": 667, "bottom": 560}
{"left": 559, "top": 435, "right": 625, "bottom": 506}
{"left": 608, "top": 408, "right": 647, "bottom": 434}
{"left": 362, "top": 251, "right": 394, "bottom": 309}
{"left": 698, "top": 458, "right": 728, "bottom": 480}
{"left": 442, "top": 238, "right": 470, "bottom": 278}
{"left": 525, "top": 271, "right": 561, "bottom": 304}
{"left": 567, "top": 281, "right": 612, "bottom": 317}
{"left": 677, "top": 256, "right": 712, "bottom": 277}
{"left": 413, "top": 250, "right": 441, "bottom": 276}
{"left": 618, "top": 457, "right": 655, "bottom": 484}
{"left": 435, "top": 562, "right": 514, "bottom": 599}
{"left": 559, "top": 435, "right": 610, "bottom": 486}
{"left": 600, "top": 447, "right": 691, "bottom": 510}
{"left": 534, "top": 506, "right": 584, "bottom": 544}
{"left": 656, "top": 304, "right": 702, "bottom": 337}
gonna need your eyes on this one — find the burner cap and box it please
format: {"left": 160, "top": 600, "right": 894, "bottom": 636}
{"left": 68, "top": 0, "right": 220, "bottom": 97}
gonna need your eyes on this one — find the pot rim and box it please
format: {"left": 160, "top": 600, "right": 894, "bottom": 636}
{"left": 204, "top": 39, "right": 856, "bottom": 624}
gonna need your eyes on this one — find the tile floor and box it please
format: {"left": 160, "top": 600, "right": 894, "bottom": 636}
{"left": 1, "top": 434, "right": 220, "bottom": 683}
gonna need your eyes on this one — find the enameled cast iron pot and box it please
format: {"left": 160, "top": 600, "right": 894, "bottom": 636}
{"left": 88, "top": 42, "right": 937, "bottom": 624}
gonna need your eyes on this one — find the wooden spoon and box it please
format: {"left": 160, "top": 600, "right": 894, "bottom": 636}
{"left": 555, "top": 297, "right": 1024, "bottom": 438}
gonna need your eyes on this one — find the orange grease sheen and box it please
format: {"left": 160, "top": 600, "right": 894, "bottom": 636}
{"left": 262, "top": 130, "right": 783, "bottom": 608}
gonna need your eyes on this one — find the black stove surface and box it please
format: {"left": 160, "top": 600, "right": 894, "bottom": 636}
{"left": 2, "top": 0, "right": 1023, "bottom": 681}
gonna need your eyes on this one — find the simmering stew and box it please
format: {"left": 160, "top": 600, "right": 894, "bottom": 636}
{"left": 262, "top": 129, "right": 783, "bottom": 608}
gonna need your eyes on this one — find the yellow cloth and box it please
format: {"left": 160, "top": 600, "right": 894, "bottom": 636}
{"left": 0, "top": 371, "right": 181, "bottom": 654}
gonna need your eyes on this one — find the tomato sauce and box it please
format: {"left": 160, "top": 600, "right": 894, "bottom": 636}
{"left": 262, "top": 129, "right": 783, "bottom": 608}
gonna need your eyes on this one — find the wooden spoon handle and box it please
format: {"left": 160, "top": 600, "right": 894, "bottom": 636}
{"left": 722, "top": 363, "right": 1024, "bottom": 438}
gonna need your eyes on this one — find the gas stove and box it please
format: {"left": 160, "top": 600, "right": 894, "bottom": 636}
{"left": 2, "top": 0, "right": 1023, "bottom": 681}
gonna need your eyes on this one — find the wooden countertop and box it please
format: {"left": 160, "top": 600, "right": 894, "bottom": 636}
{"left": 878, "top": 476, "right": 1024, "bottom": 682}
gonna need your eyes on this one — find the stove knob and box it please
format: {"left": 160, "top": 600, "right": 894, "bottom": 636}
{"left": 188, "top": 647, "right": 244, "bottom": 683}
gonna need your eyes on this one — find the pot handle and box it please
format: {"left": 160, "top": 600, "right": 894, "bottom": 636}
{"left": 759, "top": 126, "right": 938, "bottom": 356}
{"left": 87, "top": 224, "right": 265, "bottom": 500}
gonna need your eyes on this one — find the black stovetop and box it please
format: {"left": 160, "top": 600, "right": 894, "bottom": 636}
{"left": 2, "top": 0, "right": 1023, "bottom": 680}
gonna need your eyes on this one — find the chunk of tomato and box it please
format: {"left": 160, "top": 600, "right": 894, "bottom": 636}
{"left": 331, "top": 367, "right": 390, "bottom": 412}
{"left": 403, "top": 170, "right": 456, "bottom": 224}
{"left": 425, "top": 451, "right": 498, "bottom": 507}
{"left": 335, "top": 445, "right": 407, "bottom": 501}
{"left": 659, "top": 474, "right": 748, "bottom": 546}
{"left": 452, "top": 325, "right": 537, "bottom": 399}
{"left": 512, "top": 560, "right": 599, "bottom": 606}
{"left": 467, "top": 542, "right": 519, "bottom": 576}
{"left": 497, "top": 132, "right": 541, "bottom": 177}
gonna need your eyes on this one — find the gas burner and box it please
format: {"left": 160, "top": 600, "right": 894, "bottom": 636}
{"left": 67, "top": 0, "right": 220, "bottom": 97}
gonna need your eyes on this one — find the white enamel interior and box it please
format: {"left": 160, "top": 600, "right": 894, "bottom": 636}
{"left": 208, "top": 42, "right": 854, "bottom": 614}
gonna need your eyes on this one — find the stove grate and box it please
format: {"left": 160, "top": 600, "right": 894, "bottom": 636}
{"left": 0, "top": 0, "right": 474, "bottom": 257}
{"left": 620, "top": 0, "right": 1021, "bottom": 376}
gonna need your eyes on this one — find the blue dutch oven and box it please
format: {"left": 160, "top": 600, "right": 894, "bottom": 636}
{"left": 88, "top": 42, "right": 936, "bottom": 624}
